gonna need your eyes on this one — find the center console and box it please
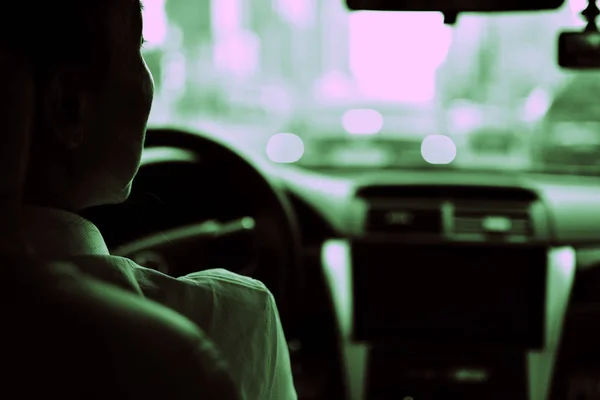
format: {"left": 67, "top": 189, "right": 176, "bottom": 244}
{"left": 321, "top": 239, "right": 575, "bottom": 400}
{"left": 320, "top": 185, "right": 576, "bottom": 399}
{"left": 353, "top": 240, "right": 548, "bottom": 399}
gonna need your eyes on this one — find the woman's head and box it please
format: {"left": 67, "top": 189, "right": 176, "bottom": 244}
{"left": 3, "top": 0, "right": 154, "bottom": 213}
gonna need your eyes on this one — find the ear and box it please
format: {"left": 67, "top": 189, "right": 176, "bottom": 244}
{"left": 42, "top": 67, "right": 90, "bottom": 150}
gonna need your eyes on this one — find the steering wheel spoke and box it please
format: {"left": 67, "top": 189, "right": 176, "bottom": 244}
{"left": 112, "top": 217, "right": 255, "bottom": 256}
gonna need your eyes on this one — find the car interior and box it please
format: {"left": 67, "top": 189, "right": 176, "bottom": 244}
{"left": 65, "top": 0, "right": 600, "bottom": 398}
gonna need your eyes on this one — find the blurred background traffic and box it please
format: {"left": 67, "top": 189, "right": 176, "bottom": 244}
{"left": 142, "top": 0, "right": 600, "bottom": 172}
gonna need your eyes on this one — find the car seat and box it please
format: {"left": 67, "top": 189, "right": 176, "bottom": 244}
{"left": 0, "top": 250, "right": 242, "bottom": 399}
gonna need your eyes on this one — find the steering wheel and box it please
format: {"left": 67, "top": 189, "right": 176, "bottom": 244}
{"left": 110, "top": 127, "right": 304, "bottom": 325}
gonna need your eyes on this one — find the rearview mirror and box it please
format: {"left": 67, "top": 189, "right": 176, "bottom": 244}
{"left": 346, "top": 0, "right": 565, "bottom": 12}
{"left": 558, "top": 31, "right": 600, "bottom": 69}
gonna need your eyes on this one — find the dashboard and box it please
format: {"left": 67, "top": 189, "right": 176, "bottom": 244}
{"left": 278, "top": 167, "right": 600, "bottom": 400}
{"left": 280, "top": 166, "right": 600, "bottom": 245}
{"left": 81, "top": 133, "right": 600, "bottom": 400}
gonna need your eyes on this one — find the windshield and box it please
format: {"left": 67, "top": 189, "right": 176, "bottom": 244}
{"left": 142, "top": 0, "right": 600, "bottom": 174}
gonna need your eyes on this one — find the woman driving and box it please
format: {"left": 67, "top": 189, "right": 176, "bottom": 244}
{"left": 0, "top": 1, "right": 296, "bottom": 399}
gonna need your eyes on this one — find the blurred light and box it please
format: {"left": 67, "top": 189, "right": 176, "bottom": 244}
{"left": 342, "top": 109, "right": 383, "bottom": 135}
{"left": 275, "top": 0, "right": 315, "bottom": 28}
{"left": 266, "top": 133, "right": 305, "bottom": 163}
{"left": 212, "top": 0, "right": 242, "bottom": 37}
{"left": 349, "top": 12, "right": 451, "bottom": 102}
{"left": 142, "top": 0, "right": 167, "bottom": 48}
{"left": 448, "top": 101, "right": 483, "bottom": 132}
{"left": 213, "top": 31, "right": 260, "bottom": 78}
{"left": 314, "top": 70, "right": 354, "bottom": 101}
{"left": 522, "top": 87, "right": 551, "bottom": 123}
{"left": 421, "top": 134, "right": 456, "bottom": 164}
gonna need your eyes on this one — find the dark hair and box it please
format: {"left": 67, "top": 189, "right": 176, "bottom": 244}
{"left": 0, "top": 1, "right": 127, "bottom": 251}
{"left": 3, "top": 1, "right": 133, "bottom": 91}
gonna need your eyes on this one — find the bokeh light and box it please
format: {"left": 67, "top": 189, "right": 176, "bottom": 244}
{"left": 342, "top": 109, "right": 383, "bottom": 135}
{"left": 266, "top": 133, "right": 305, "bottom": 163}
{"left": 421, "top": 134, "right": 457, "bottom": 164}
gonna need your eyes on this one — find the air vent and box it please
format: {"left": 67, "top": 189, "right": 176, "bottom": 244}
{"left": 356, "top": 185, "right": 539, "bottom": 239}
{"left": 452, "top": 204, "right": 532, "bottom": 238}
{"left": 366, "top": 206, "right": 443, "bottom": 235}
